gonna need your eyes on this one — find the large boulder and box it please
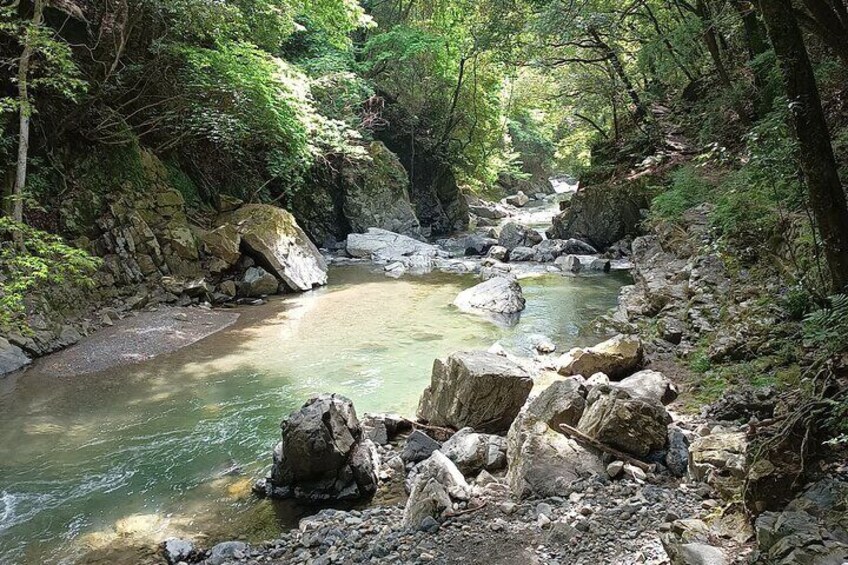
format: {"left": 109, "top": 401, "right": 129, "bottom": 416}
{"left": 341, "top": 141, "right": 422, "bottom": 237}
{"left": 506, "top": 411, "right": 604, "bottom": 499}
{"left": 755, "top": 479, "right": 848, "bottom": 565}
{"left": 533, "top": 239, "right": 597, "bottom": 262}
{"left": 453, "top": 276, "right": 526, "bottom": 324}
{"left": 468, "top": 202, "right": 508, "bottom": 220}
{"left": 688, "top": 431, "right": 748, "bottom": 499}
{"left": 522, "top": 378, "right": 588, "bottom": 430}
{"left": 546, "top": 181, "right": 648, "bottom": 250}
{"left": 417, "top": 351, "right": 533, "bottom": 434}
{"left": 222, "top": 204, "right": 327, "bottom": 292}
{"left": 346, "top": 228, "right": 438, "bottom": 270}
{"left": 556, "top": 334, "right": 643, "bottom": 380}
{"left": 577, "top": 388, "right": 671, "bottom": 458}
{"left": 505, "top": 191, "right": 530, "bottom": 208}
{"left": 264, "top": 394, "right": 377, "bottom": 501}
{"left": 441, "top": 427, "right": 507, "bottom": 475}
{"left": 0, "top": 337, "right": 30, "bottom": 376}
{"left": 615, "top": 369, "right": 678, "bottom": 405}
{"left": 402, "top": 451, "right": 470, "bottom": 530}
{"left": 498, "top": 222, "right": 543, "bottom": 251}
{"left": 555, "top": 254, "right": 611, "bottom": 273}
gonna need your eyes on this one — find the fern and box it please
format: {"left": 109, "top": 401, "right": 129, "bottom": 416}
{"left": 802, "top": 294, "right": 848, "bottom": 355}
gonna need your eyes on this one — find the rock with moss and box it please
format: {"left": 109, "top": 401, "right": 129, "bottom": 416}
{"left": 221, "top": 204, "right": 327, "bottom": 292}
{"left": 342, "top": 142, "right": 421, "bottom": 237}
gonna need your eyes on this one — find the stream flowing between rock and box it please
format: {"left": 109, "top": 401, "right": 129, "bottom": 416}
{"left": 0, "top": 265, "right": 627, "bottom": 564}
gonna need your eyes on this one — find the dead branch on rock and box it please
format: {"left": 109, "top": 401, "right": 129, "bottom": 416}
{"left": 557, "top": 423, "right": 655, "bottom": 473}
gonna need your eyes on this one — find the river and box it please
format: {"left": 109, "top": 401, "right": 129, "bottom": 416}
{"left": 0, "top": 222, "right": 627, "bottom": 564}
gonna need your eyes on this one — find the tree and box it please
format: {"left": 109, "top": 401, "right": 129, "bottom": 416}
{"left": 1, "top": 0, "right": 84, "bottom": 228}
{"left": 758, "top": 0, "right": 848, "bottom": 291}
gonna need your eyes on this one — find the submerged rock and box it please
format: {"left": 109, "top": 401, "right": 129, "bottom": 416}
{"left": 262, "top": 394, "right": 377, "bottom": 501}
{"left": 556, "top": 334, "right": 643, "bottom": 380}
{"left": 222, "top": 204, "right": 327, "bottom": 291}
{"left": 417, "top": 351, "right": 533, "bottom": 434}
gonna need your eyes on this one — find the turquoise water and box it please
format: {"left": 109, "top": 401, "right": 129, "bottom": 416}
{"left": 0, "top": 266, "right": 627, "bottom": 564}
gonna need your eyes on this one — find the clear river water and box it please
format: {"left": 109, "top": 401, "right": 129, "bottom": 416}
{"left": 0, "top": 265, "right": 627, "bottom": 564}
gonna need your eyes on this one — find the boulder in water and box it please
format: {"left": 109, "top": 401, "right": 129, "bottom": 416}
{"left": 417, "top": 351, "right": 533, "bottom": 434}
{"left": 262, "top": 394, "right": 377, "bottom": 501}
{"left": 222, "top": 204, "right": 327, "bottom": 291}
{"left": 505, "top": 191, "right": 530, "bottom": 208}
{"left": 453, "top": 276, "right": 526, "bottom": 324}
{"left": 346, "top": 228, "right": 438, "bottom": 271}
{"left": 498, "top": 222, "right": 543, "bottom": 251}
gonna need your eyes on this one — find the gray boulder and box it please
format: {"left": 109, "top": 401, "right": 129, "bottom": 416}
{"left": 239, "top": 266, "right": 279, "bottom": 297}
{"left": 417, "top": 351, "right": 533, "bottom": 434}
{"left": 755, "top": 478, "right": 848, "bottom": 565}
{"left": 577, "top": 388, "right": 671, "bottom": 458}
{"left": 487, "top": 245, "right": 509, "bottom": 262}
{"left": 402, "top": 451, "right": 470, "bottom": 530}
{"left": 0, "top": 337, "right": 30, "bottom": 376}
{"left": 498, "top": 222, "right": 543, "bottom": 251}
{"left": 266, "top": 394, "right": 377, "bottom": 501}
{"left": 534, "top": 239, "right": 598, "bottom": 262}
{"left": 347, "top": 228, "right": 438, "bottom": 271}
{"left": 402, "top": 430, "right": 442, "bottom": 464}
{"left": 506, "top": 410, "right": 604, "bottom": 499}
{"left": 666, "top": 426, "right": 690, "bottom": 477}
{"left": 505, "top": 191, "right": 530, "bottom": 208}
{"left": 615, "top": 369, "right": 678, "bottom": 405}
{"left": 454, "top": 276, "right": 525, "bottom": 317}
{"left": 221, "top": 204, "right": 327, "bottom": 291}
{"left": 162, "top": 538, "right": 196, "bottom": 565}
{"left": 557, "top": 334, "right": 643, "bottom": 380}
{"left": 206, "top": 541, "right": 248, "bottom": 565}
{"left": 468, "top": 203, "right": 508, "bottom": 220}
{"left": 523, "top": 378, "right": 587, "bottom": 430}
{"left": 508, "top": 246, "right": 536, "bottom": 262}
{"left": 554, "top": 254, "right": 611, "bottom": 273}
{"left": 441, "top": 427, "right": 507, "bottom": 475}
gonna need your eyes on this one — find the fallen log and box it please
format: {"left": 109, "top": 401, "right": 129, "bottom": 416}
{"left": 557, "top": 423, "right": 655, "bottom": 473}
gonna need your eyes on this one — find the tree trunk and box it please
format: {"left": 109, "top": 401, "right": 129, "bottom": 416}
{"left": 796, "top": 0, "right": 848, "bottom": 69}
{"left": 697, "top": 0, "right": 750, "bottom": 124}
{"left": 13, "top": 0, "right": 45, "bottom": 229}
{"left": 758, "top": 0, "right": 848, "bottom": 291}
{"left": 589, "top": 28, "right": 648, "bottom": 122}
{"left": 732, "top": 0, "right": 772, "bottom": 117}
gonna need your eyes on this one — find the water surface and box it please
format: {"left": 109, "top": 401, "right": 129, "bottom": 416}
{"left": 0, "top": 265, "right": 626, "bottom": 563}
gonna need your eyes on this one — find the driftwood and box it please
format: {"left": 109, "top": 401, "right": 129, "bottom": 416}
{"left": 557, "top": 423, "right": 655, "bottom": 473}
{"left": 401, "top": 417, "right": 455, "bottom": 441}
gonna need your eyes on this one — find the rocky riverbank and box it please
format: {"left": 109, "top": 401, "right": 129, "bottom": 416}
{"left": 151, "top": 191, "right": 847, "bottom": 565}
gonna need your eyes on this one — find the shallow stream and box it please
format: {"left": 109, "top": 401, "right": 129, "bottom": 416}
{"left": 0, "top": 265, "right": 627, "bottom": 564}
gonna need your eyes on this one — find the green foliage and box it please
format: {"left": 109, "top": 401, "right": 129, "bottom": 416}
{"left": 0, "top": 219, "right": 100, "bottom": 332}
{"left": 802, "top": 294, "right": 848, "bottom": 356}
{"left": 650, "top": 165, "right": 715, "bottom": 220}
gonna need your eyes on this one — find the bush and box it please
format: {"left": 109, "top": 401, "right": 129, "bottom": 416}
{"left": 0, "top": 219, "right": 100, "bottom": 333}
{"left": 650, "top": 165, "right": 715, "bottom": 220}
